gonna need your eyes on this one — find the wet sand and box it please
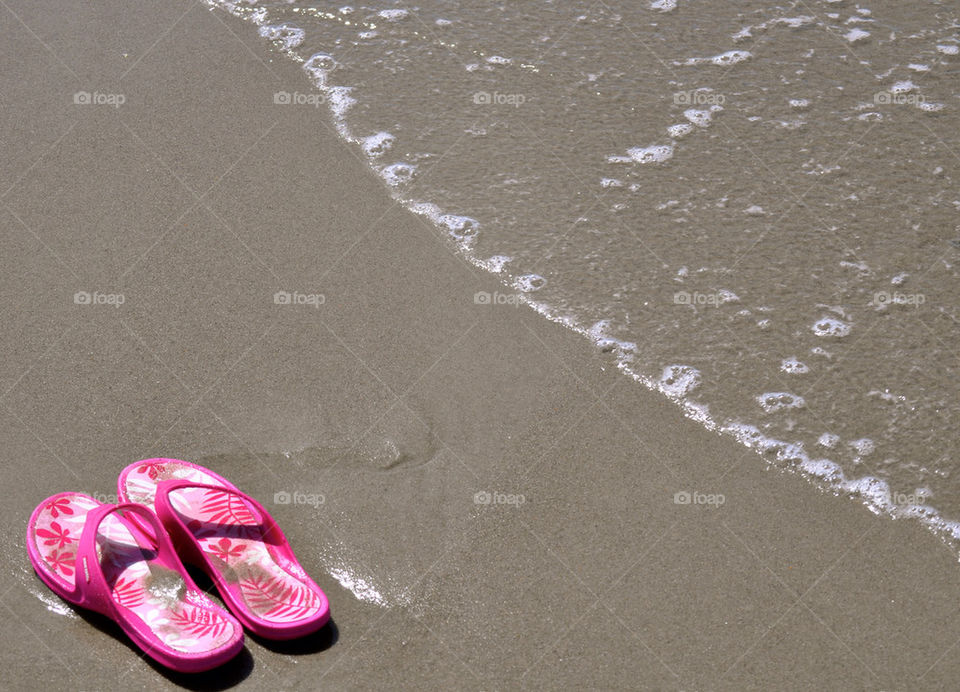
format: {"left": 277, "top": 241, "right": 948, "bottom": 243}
{"left": 2, "top": 2, "right": 960, "bottom": 689}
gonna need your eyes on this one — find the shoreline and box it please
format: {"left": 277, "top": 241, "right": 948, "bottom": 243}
{"left": 213, "top": 0, "right": 960, "bottom": 563}
{"left": 3, "top": 3, "right": 960, "bottom": 689}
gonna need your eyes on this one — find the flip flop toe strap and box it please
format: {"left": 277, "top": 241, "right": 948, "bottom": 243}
{"left": 73, "top": 503, "right": 180, "bottom": 613}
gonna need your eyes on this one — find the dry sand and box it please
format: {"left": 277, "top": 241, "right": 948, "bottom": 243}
{"left": 2, "top": 2, "right": 960, "bottom": 690}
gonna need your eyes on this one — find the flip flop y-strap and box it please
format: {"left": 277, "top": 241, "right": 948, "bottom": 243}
{"left": 72, "top": 503, "right": 170, "bottom": 611}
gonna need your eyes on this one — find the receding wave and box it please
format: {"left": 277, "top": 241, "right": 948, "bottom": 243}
{"left": 206, "top": 0, "right": 960, "bottom": 554}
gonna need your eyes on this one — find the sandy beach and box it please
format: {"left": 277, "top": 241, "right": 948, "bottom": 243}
{"left": 3, "top": 2, "right": 960, "bottom": 689}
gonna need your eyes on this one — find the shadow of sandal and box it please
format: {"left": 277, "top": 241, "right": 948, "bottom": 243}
{"left": 248, "top": 617, "right": 338, "bottom": 655}
{"left": 66, "top": 597, "right": 254, "bottom": 690}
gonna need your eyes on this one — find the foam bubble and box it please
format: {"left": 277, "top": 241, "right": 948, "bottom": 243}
{"left": 717, "top": 289, "right": 740, "bottom": 304}
{"left": 587, "top": 321, "right": 638, "bottom": 359}
{"left": 812, "top": 316, "right": 852, "bottom": 337}
{"left": 380, "top": 162, "right": 417, "bottom": 186}
{"left": 818, "top": 432, "right": 840, "bottom": 448}
{"left": 678, "top": 50, "right": 752, "bottom": 66}
{"left": 684, "top": 108, "right": 718, "bottom": 127}
{"left": 844, "top": 28, "right": 870, "bottom": 43}
{"left": 723, "top": 422, "right": 766, "bottom": 449}
{"left": 408, "top": 200, "right": 441, "bottom": 220}
{"left": 937, "top": 44, "right": 959, "bottom": 55}
{"left": 778, "top": 16, "right": 814, "bottom": 28}
{"left": 801, "top": 458, "right": 843, "bottom": 481}
{"left": 659, "top": 365, "right": 701, "bottom": 397}
{"left": 840, "top": 259, "right": 869, "bottom": 275}
{"left": 303, "top": 53, "right": 338, "bottom": 86}
{"left": 650, "top": 0, "right": 677, "bottom": 12}
{"left": 624, "top": 144, "right": 674, "bottom": 164}
{"left": 667, "top": 123, "right": 694, "bottom": 138}
{"left": 515, "top": 274, "right": 546, "bottom": 292}
{"left": 775, "top": 118, "right": 805, "bottom": 130}
{"left": 259, "top": 24, "right": 305, "bottom": 50}
{"left": 757, "top": 392, "right": 805, "bottom": 412}
{"left": 377, "top": 8, "right": 408, "bottom": 21}
{"left": 362, "top": 131, "right": 395, "bottom": 157}
{"left": 736, "top": 15, "right": 815, "bottom": 42}
{"left": 438, "top": 214, "right": 480, "bottom": 240}
{"left": 710, "top": 50, "right": 752, "bottom": 66}
{"left": 481, "top": 255, "right": 512, "bottom": 273}
{"left": 890, "top": 80, "right": 917, "bottom": 94}
{"left": 780, "top": 357, "right": 809, "bottom": 374}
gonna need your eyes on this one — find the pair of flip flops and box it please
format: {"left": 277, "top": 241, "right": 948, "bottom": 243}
{"left": 26, "top": 458, "right": 330, "bottom": 673}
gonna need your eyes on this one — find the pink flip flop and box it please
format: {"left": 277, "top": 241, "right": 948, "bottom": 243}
{"left": 27, "top": 492, "right": 244, "bottom": 673}
{"left": 118, "top": 459, "right": 330, "bottom": 640}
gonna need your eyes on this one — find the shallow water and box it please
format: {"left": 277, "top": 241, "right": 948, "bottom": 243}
{"left": 209, "top": 1, "right": 960, "bottom": 552}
